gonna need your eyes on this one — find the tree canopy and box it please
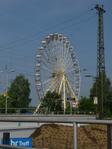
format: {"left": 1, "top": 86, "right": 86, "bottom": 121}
{"left": 78, "top": 96, "right": 95, "bottom": 114}
{"left": 90, "top": 76, "right": 112, "bottom": 117}
{"left": 7, "top": 75, "right": 31, "bottom": 113}
{"left": 0, "top": 95, "right": 6, "bottom": 113}
{"left": 39, "top": 91, "right": 63, "bottom": 114}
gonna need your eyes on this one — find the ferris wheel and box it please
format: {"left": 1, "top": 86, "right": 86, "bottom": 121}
{"left": 34, "top": 33, "right": 80, "bottom": 113}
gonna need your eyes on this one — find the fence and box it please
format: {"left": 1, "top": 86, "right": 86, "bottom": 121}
{"left": 0, "top": 114, "right": 112, "bottom": 149}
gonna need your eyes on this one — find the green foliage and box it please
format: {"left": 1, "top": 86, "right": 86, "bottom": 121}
{"left": 0, "top": 94, "right": 17, "bottom": 113}
{"left": 65, "top": 102, "right": 71, "bottom": 114}
{"left": 7, "top": 75, "right": 31, "bottom": 113}
{"left": 0, "top": 95, "right": 5, "bottom": 113}
{"left": 103, "top": 78, "right": 112, "bottom": 116}
{"left": 40, "top": 91, "right": 63, "bottom": 114}
{"left": 90, "top": 76, "right": 112, "bottom": 117}
{"left": 78, "top": 96, "right": 95, "bottom": 113}
{"left": 65, "top": 101, "right": 74, "bottom": 114}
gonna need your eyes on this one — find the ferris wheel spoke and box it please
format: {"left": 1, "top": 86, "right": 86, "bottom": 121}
{"left": 64, "top": 49, "right": 73, "bottom": 67}
{"left": 59, "top": 77, "right": 64, "bottom": 94}
{"left": 64, "top": 55, "right": 73, "bottom": 72}
{"left": 63, "top": 43, "right": 67, "bottom": 67}
{"left": 42, "top": 64, "right": 52, "bottom": 73}
{"left": 48, "top": 77, "right": 59, "bottom": 92}
{"left": 42, "top": 51, "right": 53, "bottom": 66}
{"left": 65, "top": 60, "right": 75, "bottom": 73}
{"left": 49, "top": 40, "right": 57, "bottom": 60}
{"left": 58, "top": 41, "right": 63, "bottom": 62}
{"left": 63, "top": 40, "right": 70, "bottom": 61}
{"left": 54, "top": 77, "right": 62, "bottom": 93}
{"left": 65, "top": 59, "right": 73, "bottom": 71}
{"left": 42, "top": 78, "right": 53, "bottom": 92}
{"left": 42, "top": 78, "right": 53, "bottom": 85}
{"left": 66, "top": 56, "right": 78, "bottom": 73}
{"left": 42, "top": 59, "right": 52, "bottom": 71}
{"left": 66, "top": 68, "right": 75, "bottom": 74}
{"left": 43, "top": 51, "right": 51, "bottom": 64}
{"left": 51, "top": 76, "right": 61, "bottom": 92}
{"left": 66, "top": 48, "right": 77, "bottom": 66}
{"left": 44, "top": 43, "right": 53, "bottom": 63}
{"left": 53, "top": 81, "right": 60, "bottom": 93}
{"left": 66, "top": 76, "right": 77, "bottom": 98}
{"left": 64, "top": 46, "right": 70, "bottom": 65}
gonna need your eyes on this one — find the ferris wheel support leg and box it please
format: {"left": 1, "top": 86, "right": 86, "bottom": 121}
{"left": 66, "top": 77, "right": 78, "bottom": 101}
{"left": 63, "top": 76, "right": 66, "bottom": 114}
{"left": 58, "top": 77, "right": 64, "bottom": 94}
{"left": 33, "top": 102, "right": 42, "bottom": 114}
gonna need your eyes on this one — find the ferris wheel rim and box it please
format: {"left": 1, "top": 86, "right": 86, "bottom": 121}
{"left": 35, "top": 33, "right": 81, "bottom": 102}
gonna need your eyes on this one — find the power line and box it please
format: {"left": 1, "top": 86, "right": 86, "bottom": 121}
{"left": 0, "top": 8, "right": 95, "bottom": 51}
{"left": 0, "top": 13, "right": 96, "bottom": 52}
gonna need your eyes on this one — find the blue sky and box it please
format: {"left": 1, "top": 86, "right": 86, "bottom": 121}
{"left": 0, "top": 0, "right": 111, "bottom": 106}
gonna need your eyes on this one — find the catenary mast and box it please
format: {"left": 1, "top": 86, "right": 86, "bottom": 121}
{"left": 95, "top": 4, "right": 106, "bottom": 119}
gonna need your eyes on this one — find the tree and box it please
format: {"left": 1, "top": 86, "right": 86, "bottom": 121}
{"left": 8, "top": 75, "right": 31, "bottom": 113}
{"left": 78, "top": 96, "right": 95, "bottom": 114}
{"left": 65, "top": 101, "right": 72, "bottom": 114}
{"left": 90, "top": 76, "right": 112, "bottom": 117}
{"left": 40, "top": 91, "right": 63, "bottom": 114}
{"left": 0, "top": 95, "right": 5, "bottom": 113}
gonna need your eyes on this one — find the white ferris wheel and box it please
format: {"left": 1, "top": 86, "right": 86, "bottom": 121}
{"left": 34, "top": 33, "right": 80, "bottom": 113}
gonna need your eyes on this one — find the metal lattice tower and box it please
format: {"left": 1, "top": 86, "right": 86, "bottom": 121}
{"left": 95, "top": 4, "right": 106, "bottom": 119}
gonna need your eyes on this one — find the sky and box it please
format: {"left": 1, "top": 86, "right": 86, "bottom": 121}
{"left": 0, "top": 0, "right": 111, "bottom": 106}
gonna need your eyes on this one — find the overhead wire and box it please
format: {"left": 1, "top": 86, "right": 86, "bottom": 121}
{"left": 0, "top": 12, "right": 97, "bottom": 71}
{"left": 0, "top": 8, "right": 90, "bottom": 47}
{"left": 0, "top": 7, "right": 96, "bottom": 51}
{"left": 18, "top": 13, "right": 97, "bottom": 51}
{"left": 0, "top": 6, "right": 98, "bottom": 77}
{"left": 8, "top": 14, "right": 97, "bottom": 79}
{"left": 55, "top": 13, "right": 97, "bottom": 33}
{"left": 0, "top": 14, "right": 96, "bottom": 52}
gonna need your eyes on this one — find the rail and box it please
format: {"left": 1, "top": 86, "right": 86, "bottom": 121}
{"left": 0, "top": 114, "right": 112, "bottom": 149}
{"left": 1, "top": 114, "right": 112, "bottom": 124}
{"left": 0, "top": 144, "right": 46, "bottom": 149}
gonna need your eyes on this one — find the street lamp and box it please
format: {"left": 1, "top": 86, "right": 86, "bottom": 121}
{"left": 5, "top": 68, "right": 15, "bottom": 114}
{"left": 0, "top": 65, "right": 15, "bottom": 114}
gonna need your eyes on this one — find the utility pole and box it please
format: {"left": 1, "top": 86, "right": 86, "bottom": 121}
{"left": 95, "top": 4, "right": 105, "bottom": 119}
{"left": 4, "top": 65, "right": 15, "bottom": 114}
